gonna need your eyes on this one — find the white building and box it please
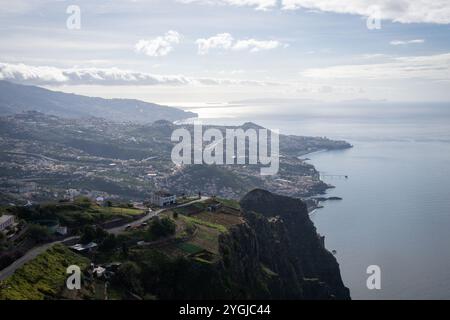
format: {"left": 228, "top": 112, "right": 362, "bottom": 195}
{"left": 0, "top": 215, "right": 15, "bottom": 232}
{"left": 150, "top": 191, "right": 176, "bottom": 207}
{"left": 56, "top": 225, "right": 68, "bottom": 236}
{"left": 95, "top": 196, "right": 105, "bottom": 205}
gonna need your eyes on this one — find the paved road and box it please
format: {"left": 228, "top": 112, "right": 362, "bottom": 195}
{"left": 0, "top": 236, "right": 78, "bottom": 282}
{"left": 108, "top": 208, "right": 162, "bottom": 235}
{"left": 0, "top": 197, "right": 209, "bottom": 282}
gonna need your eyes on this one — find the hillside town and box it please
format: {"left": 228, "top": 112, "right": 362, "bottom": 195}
{"left": 0, "top": 112, "right": 351, "bottom": 205}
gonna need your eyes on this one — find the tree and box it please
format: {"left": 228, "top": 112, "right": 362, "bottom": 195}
{"left": 99, "top": 234, "right": 118, "bottom": 252}
{"left": 74, "top": 197, "right": 91, "bottom": 208}
{"left": 95, "top": 226, "right": 108, "bottom": 240}
{"left": 80, "top": 225, "right": 96, "bottom": 244}
{"left": 149, "top": 217, "right": 176, "bottom": 240}
{"left": 121, "top": 242, "right": 129, "bottom": 258}
{"left": 115, "top": 261, "right": 142, "bottom": 293}
{"left": 161, "top": 217, "right": 176, "bottom": 234}
{"left": 28, "top": 224, "right": 51, "bottom": 243}
{"left": 81, "top": 225, "right": 108, "bottom": 244}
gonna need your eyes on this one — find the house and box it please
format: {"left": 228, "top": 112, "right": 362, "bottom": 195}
{"left": 55, "top": 225, "right": 68, "bottom": 236}
{"left": 69, "top": 242, "right": 98, "bottom": 253}
{"left": 35, "top": 219, "right": 65, "bottom": 235}
{"left": 0, "top": 215, "right": 15, "bottom": 232}
{"left": 92, "top": 266, "right": 106, "bottom": 278}
{"left": 104, "top": 262, "right": 122, "bottom": 272}
{"left": 150, "top": 191, "right": 176, "bottom": 207}
{"left": 95, "top": 196, "right": 105, "bottom": 204}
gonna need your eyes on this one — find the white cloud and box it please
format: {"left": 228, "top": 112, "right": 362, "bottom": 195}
{"left": 281, "top": 0, "right": 450, "bottom": 24}
{"left": 390, "top": 39, "right": 425, "bottom": 45}
{"left": 0, "top": 62, "right": 281, "bottom": 87}
{"left": 233, "top": 39, "right": 281, "bottom": 52}
{"left": 135, "top": 30, "right": 181, "bottom": 57}
{"left": 177, "top": 0, "right": 277, "bottom": 11}
{"left": 196, "top": 33, "right": 282, "bottom": 54}
{"left": 301, "top": 53, "right": 450, "bottom": 81}
{"left": 361, "top": 53, "right": 391, "bottom": 59}
{"left": 178, "top": 0, "right": 450, "bottom": 24}
{"left": 218, "top": 69, "right": 246, "bottom": 75}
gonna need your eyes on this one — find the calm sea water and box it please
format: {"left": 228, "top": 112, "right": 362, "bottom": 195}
{"left": 185, "top": 101, "right": 450, "bottom": 300}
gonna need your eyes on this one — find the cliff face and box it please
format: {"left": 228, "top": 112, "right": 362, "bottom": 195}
{"left": 217, "top": 189, "right": 350, "bottom": 300}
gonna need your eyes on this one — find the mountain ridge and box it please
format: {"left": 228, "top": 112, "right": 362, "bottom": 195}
{"left": 0, "top": 80, "right": 196, "bottom": 123}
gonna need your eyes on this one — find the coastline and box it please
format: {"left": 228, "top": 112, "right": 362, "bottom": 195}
{"left": 301, "top": 145, "right": 352, "bottom": 214}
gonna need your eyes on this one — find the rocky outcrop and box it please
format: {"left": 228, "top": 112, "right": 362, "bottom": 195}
{"left": 217, "top": 189, "right": 350, "bottom": 300}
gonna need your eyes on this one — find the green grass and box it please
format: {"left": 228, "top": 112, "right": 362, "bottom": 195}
{"left": 216, "top": 198, "right": 240, "bottom": 210}
{"left": 182, "top": 215, "right": 227, "bottom": 233}
{"left": 60, "top": 204, "right": 143, "bottom": 227}
{"left": 0, "top": 244, "right": 89, "bottom": 300}
{"left": 96, "top": 206, "right": 144, "bottom": 216}
{"left": 16, "top": 201, "right": 144, "bottom": 229}
{"left": 176, "top": 242, "right": 203, "bottom": 255}
{"left": 192, "top": 202, "right": 207, "bottom": 210}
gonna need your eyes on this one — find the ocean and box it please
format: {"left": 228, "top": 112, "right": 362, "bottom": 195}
{"left": 182, "top": 100, "right": 450, "bottom": 299}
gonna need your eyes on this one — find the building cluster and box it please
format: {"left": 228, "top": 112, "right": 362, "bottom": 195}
{"left": 0, "top": 214, "right": 15, "bottom": 233}
{"left": 150, "top": 191, "right": 177, "bottom": 207}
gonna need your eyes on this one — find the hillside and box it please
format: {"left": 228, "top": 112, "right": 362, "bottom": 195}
{"left": 0, "top": 190, "right": 350, "bottom": 300}
{"left": 0, "top": 81, "right": 196, "bottom": 123}
{"left": 0, "top": 112, "right": 351, "bottom": 204}
{"left": 0, "top": 244, "right": 89, "bottom": 300}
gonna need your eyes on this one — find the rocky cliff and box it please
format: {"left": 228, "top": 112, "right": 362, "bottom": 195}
{"left": 217, "top": 189, "right": 350, "bottom": 300}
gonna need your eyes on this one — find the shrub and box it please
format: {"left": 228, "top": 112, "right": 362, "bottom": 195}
{"left": 115, "top": 261, "right": 142, "bottom": 293}
{"left": 80, "top": 225, "right": 108, "bottom": 244}
{"left": 27, "top": 224, "right": 51, "bottom": 243}
{"left": 148, "top": 217, "right": 176, "bottom": 240}
{"left": 99, "top": 234, "right": 118, "bottom": 252}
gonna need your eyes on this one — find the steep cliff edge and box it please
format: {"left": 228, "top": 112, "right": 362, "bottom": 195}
{"left": 218, "top": 189, "right": 350, "bottom": 300}
{"left": 0, "top": 190, "right": 350, "bottom": 300}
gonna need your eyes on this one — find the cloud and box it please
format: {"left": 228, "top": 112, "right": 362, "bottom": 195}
{"left": 390, "top": 39, "right": 425, "bottom": 45}
{"left": 196, "top": 33, "right": 282, "bottom": 54}
{"left": 196, "top": 33, "right": 234, "bottom": 55}
{"left": 177, "top": 0, "right": 277, "bottom": 11}
{"left": 233, "top": 39, "right": 282, "bottom": 52}
{"left": 281, "top": 0, "right": 450, "bottom": 24}
{"left": 0, "top": 62, "right": 281, "bottom": 87}
{"left": 218, "top": 69, "right": 245, "bottom": 75}
{"left": 301, "top": 53, "right": 450, "bottom": 80}
{"left": 177, "top": 0, "right": 450, "bottom": 24}
{"left": 361, "top": 53, "right": 391, "bottom": 59}
{"left": 135, "top": 30, "right": 181, "bottom": 57}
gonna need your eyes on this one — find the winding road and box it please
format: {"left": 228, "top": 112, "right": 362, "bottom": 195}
{"left": 0, "top": 197, "right": 208, "bottom": 282}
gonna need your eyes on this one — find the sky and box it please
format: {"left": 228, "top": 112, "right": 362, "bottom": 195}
{"left": 0, "top": 0, "right": 449, "bottom": 105}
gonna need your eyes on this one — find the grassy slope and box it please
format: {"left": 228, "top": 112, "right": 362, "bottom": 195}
{"left": 181, "top": 215, "right": 227, "bottom": 233}
{"left": 29, "top": 201, "right": 144, "bottom": 228}
{"left": 0, "top": 244, "right": 89, "bottom": 300}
